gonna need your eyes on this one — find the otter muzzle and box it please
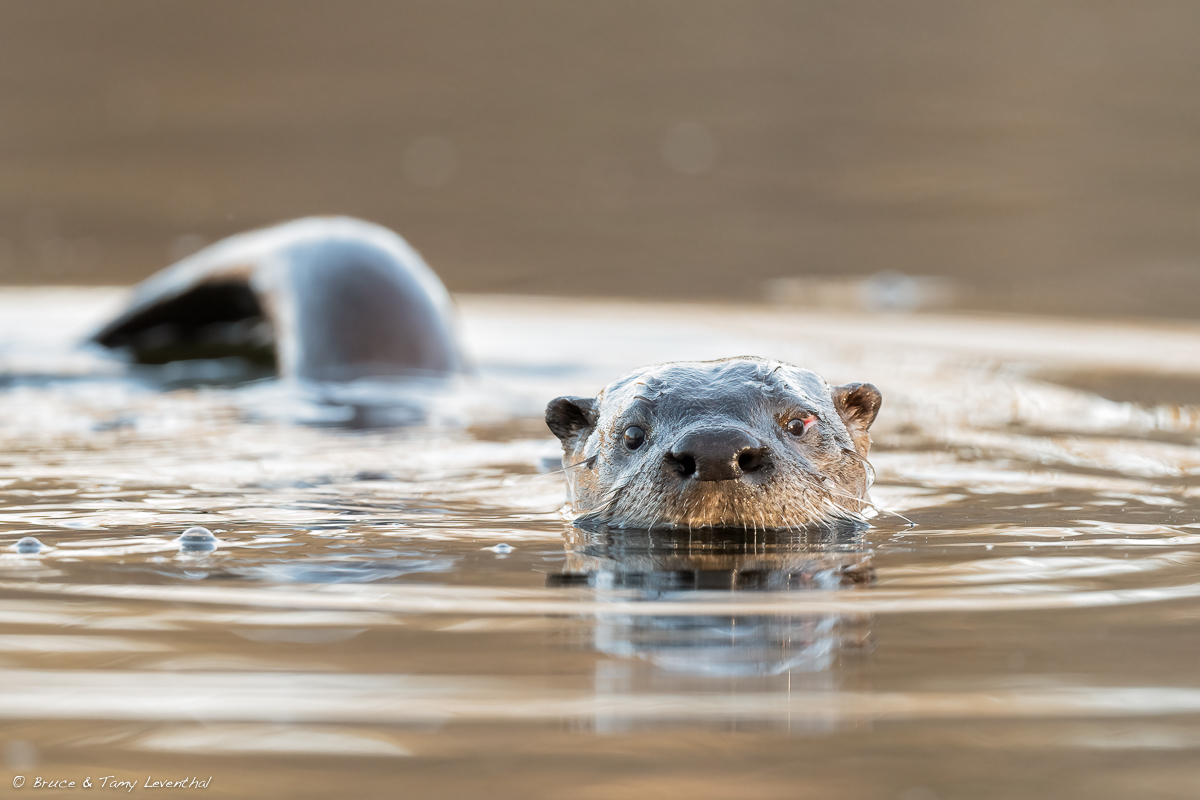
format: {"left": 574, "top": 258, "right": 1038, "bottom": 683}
{"left": 665, "top": 428, "right": 771, "bottom": 482}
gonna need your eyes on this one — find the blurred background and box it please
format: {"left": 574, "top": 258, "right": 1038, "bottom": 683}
{"left": 0, "top": 0, "right": 1197, "bottom": 318}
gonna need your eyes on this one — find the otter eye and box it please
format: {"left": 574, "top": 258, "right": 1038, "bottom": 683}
{"left": 785, "top": 417, "right": 817, "bottom": 437}
{"left": 623, "top": 426, "right": 646, "bottom": 450}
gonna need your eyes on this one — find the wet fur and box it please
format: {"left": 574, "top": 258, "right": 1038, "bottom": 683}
{"left": 546, "top": 357, "right": 881, "bottom": 531}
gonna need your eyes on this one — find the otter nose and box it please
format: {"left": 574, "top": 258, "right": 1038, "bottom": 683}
{"left": 665, "top": 428, "right": 771, "bottom": 482}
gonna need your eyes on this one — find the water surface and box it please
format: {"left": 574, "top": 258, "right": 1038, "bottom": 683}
{"left": 3, "top": 290, "right": 1200, "bottom": 798}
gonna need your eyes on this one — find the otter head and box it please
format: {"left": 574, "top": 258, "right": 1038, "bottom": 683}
{"left": 545, "top": 357, "right": 881, "bottom": 530}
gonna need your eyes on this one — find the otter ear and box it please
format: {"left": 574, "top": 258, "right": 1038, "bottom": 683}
{"left": 545, "top": 396, "right": 599, "bottom": 447}
{"left": 832, "top": 383, "right": 882, "bottom": 455}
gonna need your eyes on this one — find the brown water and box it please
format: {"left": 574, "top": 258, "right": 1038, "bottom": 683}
{"left": 2, "top": 3, "right": 1199, "bottom": 318}
{"left": 3, "top": 290, "right": 1200, "bottom": 797}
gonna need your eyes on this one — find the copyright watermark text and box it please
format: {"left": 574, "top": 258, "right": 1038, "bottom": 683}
{"left": 11, "top": 775, "right": 212, "bottom": 791}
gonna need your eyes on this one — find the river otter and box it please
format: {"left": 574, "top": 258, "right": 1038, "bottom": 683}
{"left": 545, "top": 358, "right": 881, "bottom": 531}
{"left": 93, "top": 217, "right": 464, "bottom": 382}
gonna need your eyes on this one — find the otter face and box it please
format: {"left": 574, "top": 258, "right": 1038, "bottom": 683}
{"left": 545, "top": 357, "right": 882, "bottom": 531}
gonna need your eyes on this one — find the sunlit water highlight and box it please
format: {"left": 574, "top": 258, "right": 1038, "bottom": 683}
{"left": 4, "top": 289, "right": 1200, "bottom": 798}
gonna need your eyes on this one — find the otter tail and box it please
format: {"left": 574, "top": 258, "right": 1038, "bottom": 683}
{"left": 92, "top": 217, "right": 465, "bottom": 382}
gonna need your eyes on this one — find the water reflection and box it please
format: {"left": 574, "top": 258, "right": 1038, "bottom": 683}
{"left": 554, "top": 527, "right": 874, "bottom": 685}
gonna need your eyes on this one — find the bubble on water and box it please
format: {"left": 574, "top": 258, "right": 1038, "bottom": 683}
{"left": 178, "top": 526, "right": 219, "bottom": 551}
{"left": 485, "top": 543, "right": 514, "bottom": 554}
{"left": 13, "top": 536, "right": 44, "bottom": 554}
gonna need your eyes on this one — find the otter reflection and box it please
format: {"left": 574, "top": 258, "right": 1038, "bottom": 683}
{"left": 550, "top": 525, "right": 875, "bottom": 681}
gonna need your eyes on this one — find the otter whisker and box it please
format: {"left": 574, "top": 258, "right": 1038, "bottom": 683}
{"left": 820, "top": 482, "right": 915, "bottom": 527}
{"left": 536, "top": 457, "right": 597, "bottom": 479}
{"left": 574, "top": 481, "right": 628, "bottom": 524}
{"left": 839, "top": 447, "right": 877, "bottom": 486}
